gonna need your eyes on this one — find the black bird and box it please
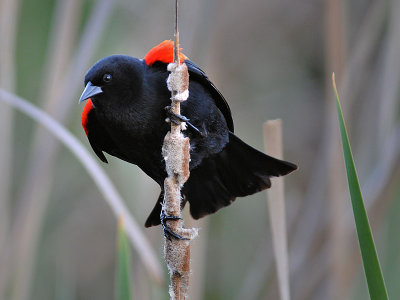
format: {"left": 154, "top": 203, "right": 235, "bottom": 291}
{"left": 79, "top": 40, "right": 297, "bottom": 229}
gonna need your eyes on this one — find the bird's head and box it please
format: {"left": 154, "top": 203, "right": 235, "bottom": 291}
{"left": 79, "top": 55, "right": 144, "bottom": 110}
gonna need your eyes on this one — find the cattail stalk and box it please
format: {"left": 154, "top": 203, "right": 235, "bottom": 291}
{"left": 162, "top": 1, "right": 198, "bottom": 299}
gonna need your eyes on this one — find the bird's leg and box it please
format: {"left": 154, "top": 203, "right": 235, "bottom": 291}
{"left": 164, "top": 106, "right": 204, "bottom": 136}
{"left": 160, "top": 209, "right": 189, "bottom": 241}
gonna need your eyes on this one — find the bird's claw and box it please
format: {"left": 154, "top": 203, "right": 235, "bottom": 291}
{"left": 164, "top": 106, "right": 203, "bottom": 136}
{"left": 160, "top": 209, "right": 188, "bottom": 241}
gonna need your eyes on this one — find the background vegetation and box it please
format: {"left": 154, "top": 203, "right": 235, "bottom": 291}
{"left": 0, "top": 0, "right": 399, "bottom": 299}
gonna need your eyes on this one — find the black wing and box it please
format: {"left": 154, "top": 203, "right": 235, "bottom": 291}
{"left": 145, "top": 132, "right": 297, "bottom": 227}
{"left": 185, "top": 60, "right": 234, "bottom": 132}
{"left": 85, "top": 108, "right": 130, "bottom": 163}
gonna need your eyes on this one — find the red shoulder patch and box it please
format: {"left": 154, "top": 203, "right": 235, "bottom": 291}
{"left": 144, "top": 40, "right": 187, "bottom": 66}
{"left": 82, "top": 98, "right": 93, "bottom": 136}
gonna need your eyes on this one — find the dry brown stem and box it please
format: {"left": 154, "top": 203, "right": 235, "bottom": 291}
{"left": 264, "top": 120, "right": 290, "bottom": 300}
{"left": 162, "top": 3, "right": 198, "bottom": 298}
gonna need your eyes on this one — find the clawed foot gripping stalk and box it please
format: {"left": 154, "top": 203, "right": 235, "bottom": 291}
{"left": 165, "top": 106, "right": 204, "bottom": 136}
{"left": 160, "top": 209, "right": 189, "bottom": 241}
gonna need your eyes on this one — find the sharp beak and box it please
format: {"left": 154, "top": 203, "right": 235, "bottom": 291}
{"left": 79, "top": 82, "right": 103, "bottom": 104}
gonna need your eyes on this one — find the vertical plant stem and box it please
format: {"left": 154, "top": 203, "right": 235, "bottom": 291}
{"left": 116, "top": 218, "right": 132, "bottom": 300}
{"left": 377, "top": 0, "right": 400, "bottom": 148}
{"left": 264, "top": 120, "right": 290, "bottom": 300}
{"left": 162, "top": 1, "right": 198, "bottom": 299}
{"left": 324, "top": 0, "right": 348, "bottom": 298}
{"left": 39, "top": 0, "right": 81, "bottom": 108}
{"left": 0, "top": 0, "right": 19, "bottom": 244}
{"left": 0, "top": 0, "right": 20, "bottom": 297}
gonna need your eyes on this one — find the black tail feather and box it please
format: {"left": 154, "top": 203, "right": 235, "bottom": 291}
{"left": 184, "top": 133, "right": 296, "bottom": 220}
{"left": 145, "top": 192, "right": 163, "bottom": 227}
{"left": 144, "top": 133, "right": 297, "bottom": 227}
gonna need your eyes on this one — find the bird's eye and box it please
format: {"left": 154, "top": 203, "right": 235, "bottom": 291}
{"left": 103, "top": 73, "right": 112, "bottom": 83}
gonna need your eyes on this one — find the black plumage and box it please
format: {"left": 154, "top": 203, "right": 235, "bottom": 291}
{"left": 80, "top": 51, "right": 297, "bottom": 228}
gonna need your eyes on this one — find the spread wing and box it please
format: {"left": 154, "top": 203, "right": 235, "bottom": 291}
{"left": 185, "top": 60, "right": 234, "bottom": 132}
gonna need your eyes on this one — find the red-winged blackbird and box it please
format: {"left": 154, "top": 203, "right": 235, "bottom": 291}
{"left": 79, "top": 40, "right": 297, "bottom": 228}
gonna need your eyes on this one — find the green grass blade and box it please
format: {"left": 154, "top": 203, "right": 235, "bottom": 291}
{"left": 332, "top": 73, "right": 388, "bottom": 300}
{"left": 116, "top": 218, "right": 132, "bottom": 300}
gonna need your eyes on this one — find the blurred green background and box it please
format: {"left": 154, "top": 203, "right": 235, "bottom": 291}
{"left": 1, "top": 0, "right": 399, "bottom": 299}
